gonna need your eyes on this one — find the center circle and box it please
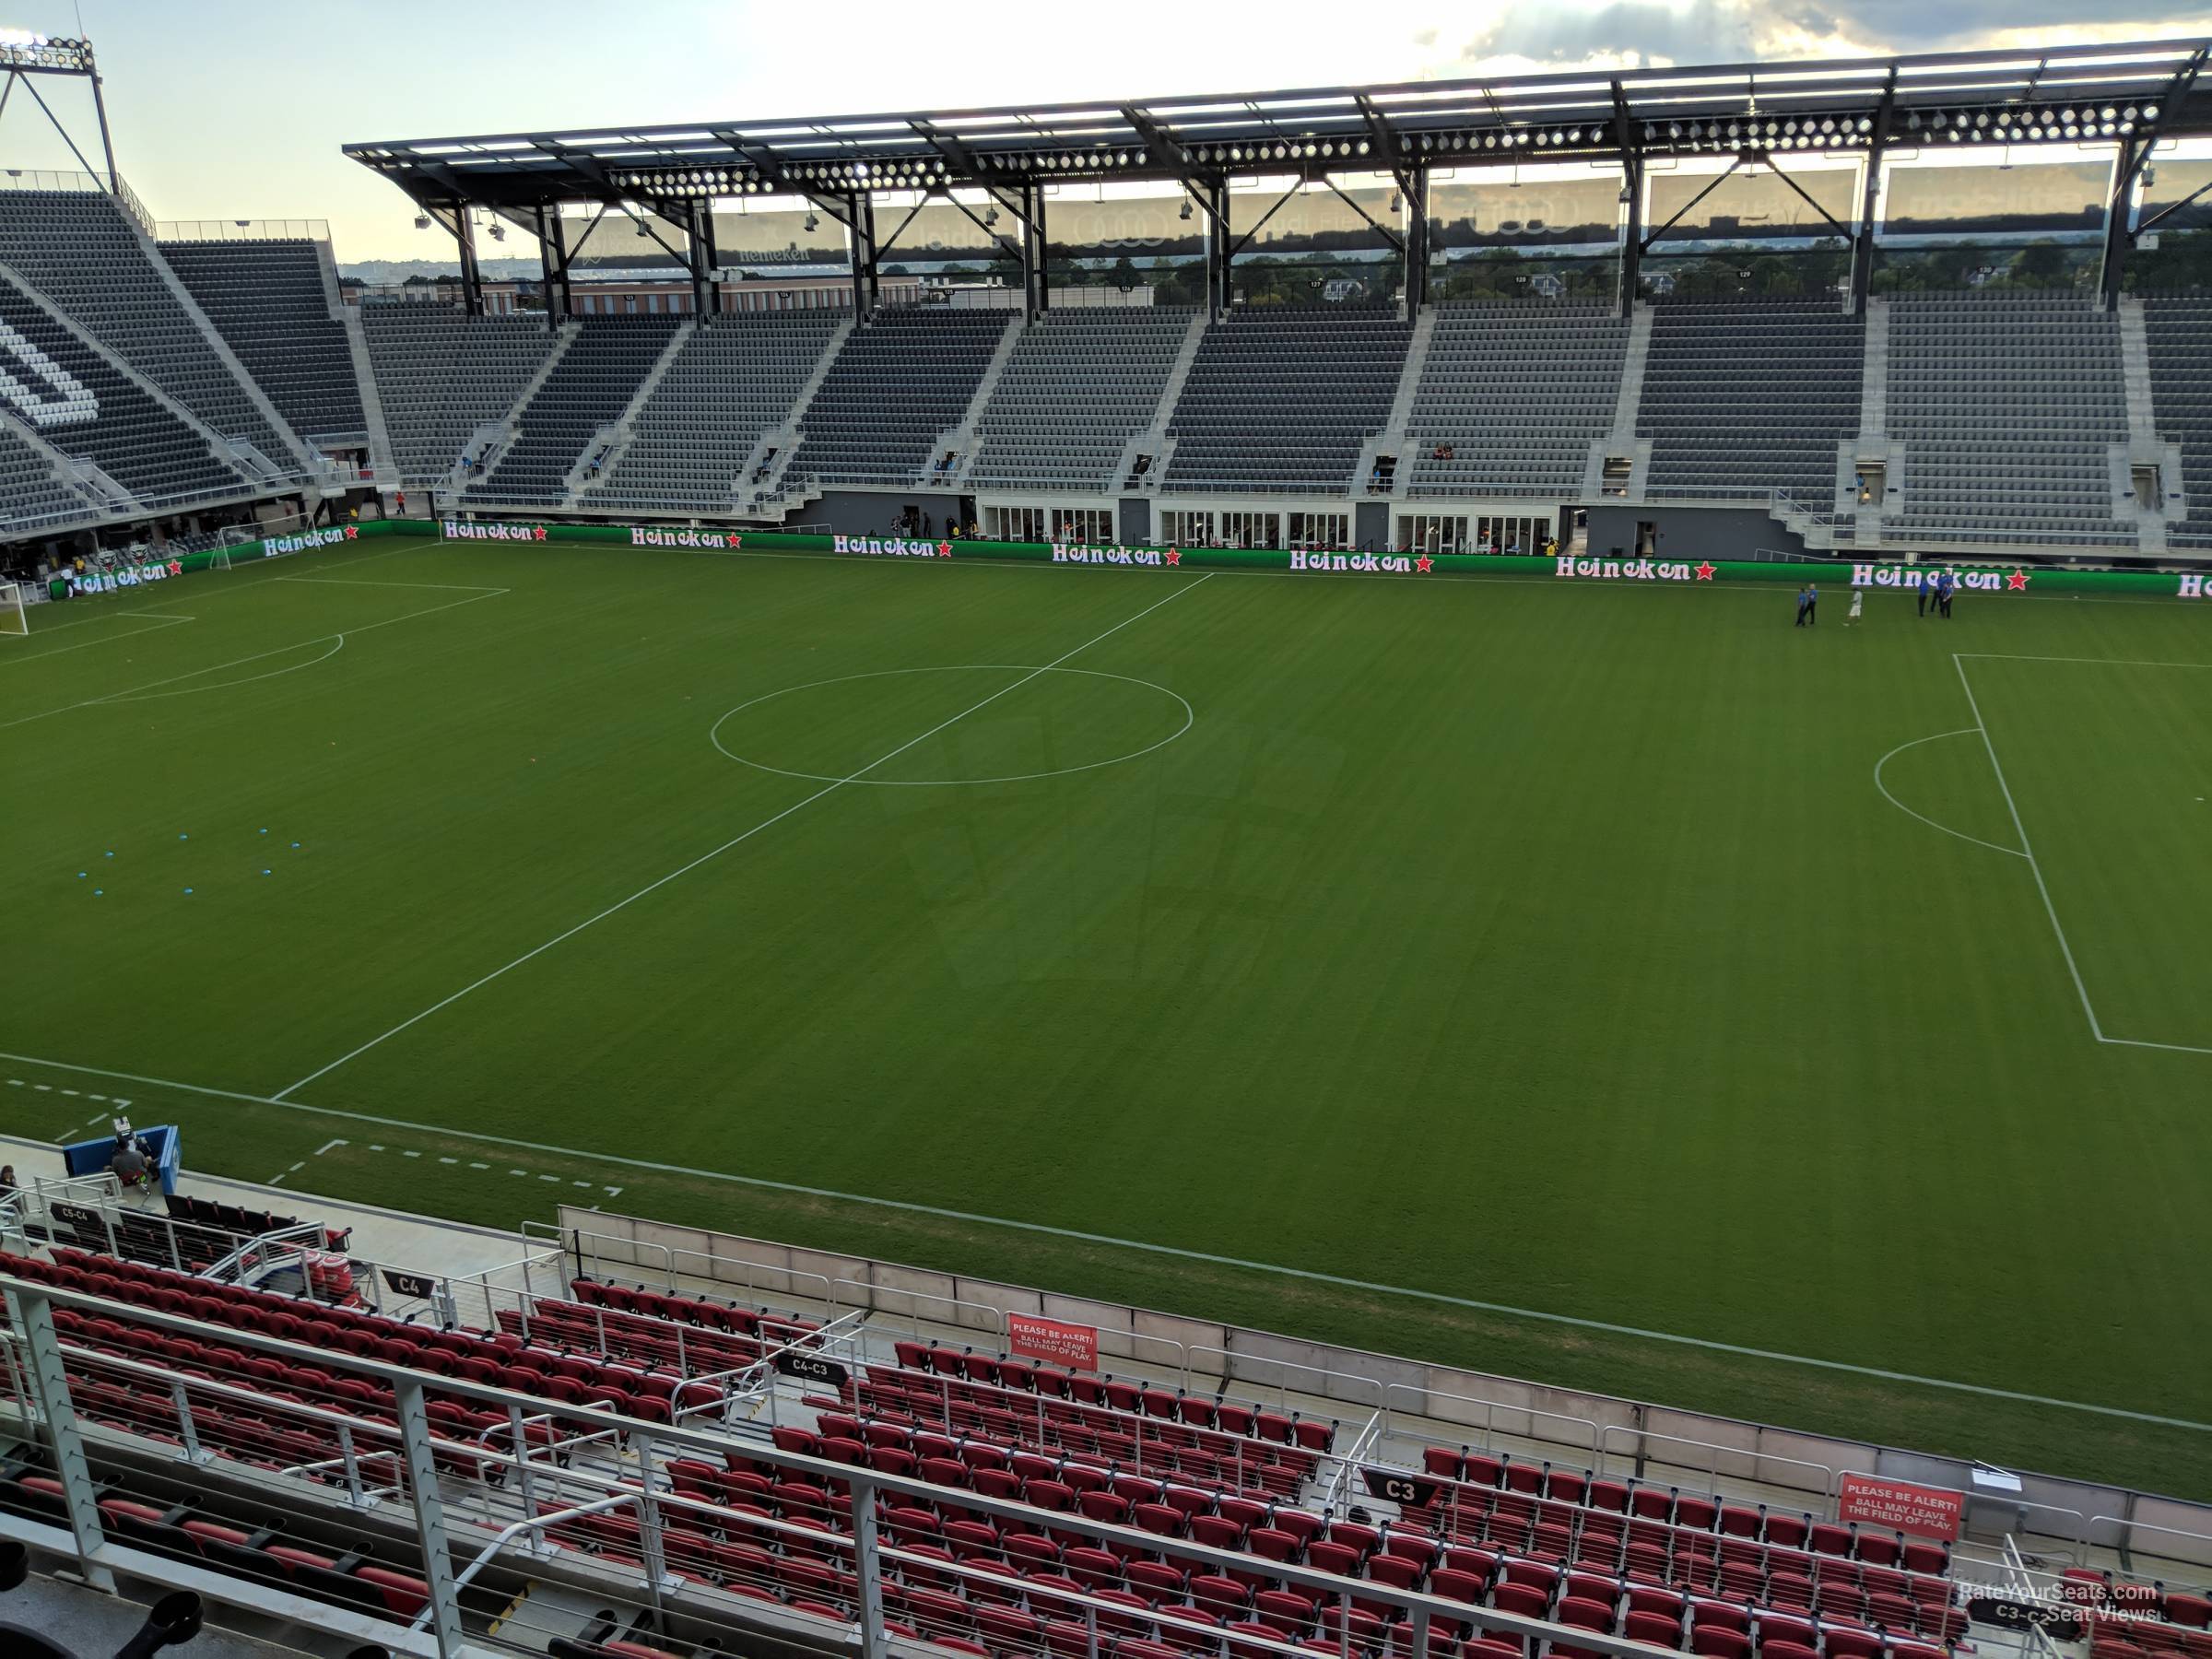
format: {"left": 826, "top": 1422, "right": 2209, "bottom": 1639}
{"left": 709, "top": 665, "right": 1194, "bottom": 787}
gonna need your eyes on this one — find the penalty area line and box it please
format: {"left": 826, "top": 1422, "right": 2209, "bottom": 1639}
{"left": 0, "top": 1044, "right": 2204, "bottom": 1435}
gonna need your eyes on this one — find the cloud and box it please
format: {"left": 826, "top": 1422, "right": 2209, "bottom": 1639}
{"left": 1430, "top": 0, "right": 2212, "bottom": 71}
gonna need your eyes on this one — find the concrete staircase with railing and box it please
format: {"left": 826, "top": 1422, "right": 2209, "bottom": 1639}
{"left": 1352, "top": 305, "right": 1441, "bottom": 499}
{"left": 568, "top": 321, "right": 696, "bottom": 500}
{"left": 930, "top": 313, "right": 1029, "bottom": 491}
{"left": 1117, "top": 310, "right": 1207, "bottom": 495}
{"left": 738, "top": 318, "right": 852, "bottom": 512}
{"left": 0, "top": 258, "right": 265, "bottom": 506}
{"left": 122, "top": 206, "right": 318, "bottom": 477}
{"left": 454, "top": 319, "right": 580, "bottom": 491}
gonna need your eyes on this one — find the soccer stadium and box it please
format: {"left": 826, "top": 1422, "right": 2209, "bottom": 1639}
{"left": 0, "top": 16, "right": 2208, "bottom": 1658}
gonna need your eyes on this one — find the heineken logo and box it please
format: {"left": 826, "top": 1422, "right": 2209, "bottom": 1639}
{"left": 1555, "top": 556, "right": 1714, "bottom": 582}
{"left": 2179, "top": 573, "right": 2211, "bottom": 598}
{"left": 265, "top": 526, "right": 355, "bottom": 556}
{"left": 1852, "top": 562, "right": 2025, "bottom": 593}
{"left": 1290, "top": 550, "right": 1427, "bottom": 574}
{"left": 441, "top": 520, "right": 548, "bottom": 543}
{"left": 629, "top": 526, "right": 741, "bottom": 549}
{"left": 1052, "top": 543, "right": 1181, "bottom": 567}
{"left": 830, "top": 534, "right": 947, "bottom": 559}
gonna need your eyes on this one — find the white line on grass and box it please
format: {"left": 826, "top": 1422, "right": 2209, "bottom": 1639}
{"left": 1959, "top": 653, "right": 2212, "bottom": 669}
{"left": 0, "top": 613, "right": 196, "bottom": 664}
{"left": 1955, "top": 653, "right": 2106, "bottom": 1041}
{"left": 271, "top": 572, "right": 1218, "bottom": 1100}
{"left": 0, "top": 583, "right": 509, "bottom": 732}
{"left": 0, "top": 1041, "right": 2202, "bottom": 1432}
{"left": 1955, "top": 653, "right": 2212, "bottom": 1060}
{"left": 0, "top": 535, "right": 432, "bottom": 668}
{"left": 1872, "top": 729, "right": 2028, "bottom": 857}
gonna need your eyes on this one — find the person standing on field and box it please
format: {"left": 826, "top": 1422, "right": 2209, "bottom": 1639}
{"left": 1795, "top": 584, "right": 1812, "bottom": 627}
{"left": 1916, "top": 572, "right": 1930, "bottom": 617}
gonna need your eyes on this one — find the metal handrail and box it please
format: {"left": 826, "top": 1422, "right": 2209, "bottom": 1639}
{"left": 410, "top": 1491, "right": 637, "bottom": 1632}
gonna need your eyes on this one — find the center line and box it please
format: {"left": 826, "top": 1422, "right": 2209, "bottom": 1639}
{"left": 273, "top": 573, "right": 1216, "bottom": 1100}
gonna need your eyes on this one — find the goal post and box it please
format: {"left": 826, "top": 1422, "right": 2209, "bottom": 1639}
{"left": 210, "top": 525, "right": 253, "bottom": 571}
{"left": 0, "top": 581, "right": 27, "bottom": 638}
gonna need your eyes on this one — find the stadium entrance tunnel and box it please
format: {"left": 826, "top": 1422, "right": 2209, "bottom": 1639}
{"left": 709, "top": 665, "right": 1194, "bottom": 787}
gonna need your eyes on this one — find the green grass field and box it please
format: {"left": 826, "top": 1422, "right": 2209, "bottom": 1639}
{"left": 4, "top": 535, "right": 2208, "bottom": 1499}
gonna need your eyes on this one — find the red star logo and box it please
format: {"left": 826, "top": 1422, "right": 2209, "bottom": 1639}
{"left": 1164, "top": 547, "right": 1181, "bottom": 566}
{"left": 167, "top": 559, "right": 182, "bottom": 576}
{"left": 729, "top": 534, "right": 744, "bottom": 550}
{"left": 2006, "top": 569, "right": 2030, "bottom": 591}
{"left": 1415, "top": 554, "right": 1434, "bottom": 574}
{"left": 533, "top": 527, "right": 547, "bottom": 541}
{"left": 1695, "top": 561, "right": 1715, "bottom": 581}
{"left": 936, "top": 540, "right": 953, "bottom": 558}
{"left": 343, "top": 524, "right": 359, "bottom": 539}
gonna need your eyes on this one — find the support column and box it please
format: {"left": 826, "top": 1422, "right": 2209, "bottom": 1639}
{"left": 687, "top": 200, "right": 714, "bottom": 318}
{"left": 850, "top": 193, "right": 879, "bottom": 317}
{"left": 535, "top": 206, "right": 571, "bottom": 323}
{"left": 2100, "top": 136, "right": 2150, "bottom": 312}
{"left": 1025, "top": 183, "right": 1048, "bottom": 317}
{"left": 1618, "top": 151, "right": 1644, "bottom": 317}
{"left": 1402, "top": 165, "right": 1430, "bottom": 312}
{"left": 1850, "top": 86, "right": 1895, "bottom": 313}
{"left": 453, "top": 206, "right": 484, "bottom": 319}
{"left": 1206, "top": 180, "right": 1231, "bottom": 318}
{"left": 393, "top": 1377, "right": 469, "bottom": 1657}
{"left": 11, "top": 1288, "right": 115, "bottom": 1593}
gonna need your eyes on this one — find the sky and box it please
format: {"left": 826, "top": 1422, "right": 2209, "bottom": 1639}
{"left": 3, "top": 0, "right": 2210, "bottom": 258}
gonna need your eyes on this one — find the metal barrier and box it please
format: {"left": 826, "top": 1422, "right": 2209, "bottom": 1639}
{"left": 153, "top": 218, "right": 331, "bottom": 243}
{"left": 1601, "top": 1424, "right": 1835, "bottom": 1506}
{"left": 0, "top": 1269, "right": 1757, "bottom": 1659}
{"left": 1385, "top": 1382, "right": 1602, "bottom": 1468}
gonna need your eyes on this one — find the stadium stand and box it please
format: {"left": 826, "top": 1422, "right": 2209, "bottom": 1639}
{"left": 785, "top": 307, "right": 1016, "bottom": 487}
{"left": 0, "top": 421, "right": 97, "bottom": 530}
{"left": 0, "top": 267, "right": 255, "bottom": 509}
{"left": 1884, "top": 293, "right": 2133, "bottom": 547}
{"left": 590, "top": 312, "right": 844, "bottom": 512}
{"left": 1401, "top": 303, "right": 1629, "bottom": 499}
{"left": 157, "top": 237, "right": 367, "bottom": 442}
{"left": 0, "top": 1228, "right": 1995, "bottom": 1659}
{"left": 359, "top": 300, "right": 561, "bottom": 484}
{"left": 2139, "top": 296, "right": 2212, "bottom": 548}
{"left": 1163, "top": 309, "right": 1410, "bottom": 493}
{"left": 966, "top": 309, "right": 1200, "bottom": 492}
{"left": 1638, "top": 300, "right": 1864, "bottom": 509}
{"left": 465, "top": 314, "right": 683, "bottom": 504}
{"left": 0, "top": 191, "right": 298, "bottom": 467}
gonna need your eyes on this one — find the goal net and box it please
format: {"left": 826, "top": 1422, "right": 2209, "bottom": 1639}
{"left": 0, "top": 582, "right": 27, "bottom": 638}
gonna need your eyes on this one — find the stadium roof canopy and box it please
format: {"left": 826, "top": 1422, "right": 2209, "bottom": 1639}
{"left": 345, "top": 38, "right": 2212, "bottom": 211}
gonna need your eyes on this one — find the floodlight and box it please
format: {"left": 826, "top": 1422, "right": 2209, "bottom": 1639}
{"left": 414, "top": 214, "right": 430, "bottom": 230}
{"left": 1179, "top": 198, "right": 1193, "bottom": 220}
{"left": 804, "top": 212, "right": 819, "bottom": 231}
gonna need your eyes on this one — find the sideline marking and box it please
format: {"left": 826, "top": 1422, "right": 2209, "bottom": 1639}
{"left": 0, "top": 534, "right": 432, "bottom": 669}
{"left": 711, "top": 664, "right": 1194, "bottom": 787}
{"left": 1872, "top": 729, "right": 2028, "bottom": 858}
{"left": 272, "top": 574, "right": 1218, "bottom": 1100}
{"left": 0, "top": 1043, "right": 2202, "bottom": 1432}
{"left": 0, "top": 582, "right": 508, "bottom": 731}
{"left": 0, "top": 612, "right": 196, "bottom": 664}
{"left": 1956, "top": 653, "right": 2212, "bottom": 1060}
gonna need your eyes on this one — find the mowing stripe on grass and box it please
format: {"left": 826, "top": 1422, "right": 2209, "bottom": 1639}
{"left": 272, "top": 572, "right": 1219, "bottom": 1101}
{"left": 0, "top": 1042, "right": 2204, "bottom": 1434}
